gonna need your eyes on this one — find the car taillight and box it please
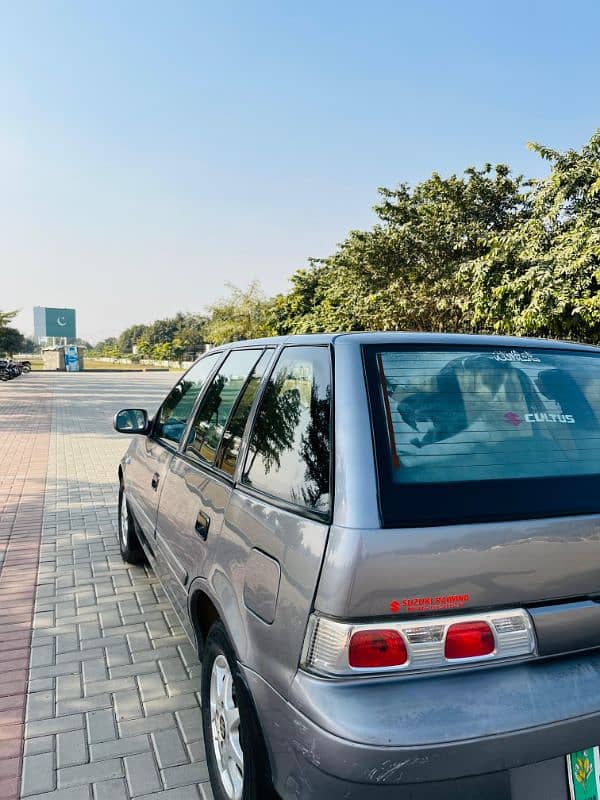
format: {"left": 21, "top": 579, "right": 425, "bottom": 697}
{"left": 349, "top": 629, "right": 408, "bottom": 668}
{"left": 301, "top": 609, "right": 535, "bottom": 677}
{"left": 444, "top": 621, "right": 495, "bottom": 660}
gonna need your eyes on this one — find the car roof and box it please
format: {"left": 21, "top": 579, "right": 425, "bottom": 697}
{"left": 211, "top": 331, "right": 600, "bottom": 353}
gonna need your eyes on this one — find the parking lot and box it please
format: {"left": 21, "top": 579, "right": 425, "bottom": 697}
{"left": 0, "top": 372, "right": 216, "bottom": 800}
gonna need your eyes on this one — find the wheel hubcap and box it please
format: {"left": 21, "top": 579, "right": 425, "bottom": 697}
{"left": 210, "top": 654, "right": 243, "bottom": 800}
{"left": 120, "top": 491, "right": 128, "bottom": 548}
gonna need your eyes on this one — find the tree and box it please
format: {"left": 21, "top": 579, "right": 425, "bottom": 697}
{"left": 74, "top": 338, "right": 93, "bottom": 349}
{"left": 0, "top": 327, "right": 25, "bottom": 356}
{"left": 21, "top": 337, "right": 38, "bottom": 353}
{"left": 471, "top": 130, "right": 600, "bottom": 341}
{"left": 150, "top": 342, "right": 174, "bottom": 360}
{"left": 117, "top": 324, "right": 149, "bottom": 353}
{"left": 62, "top": 128, "right": 600, "bottom": 351}
{"left": 91, "top": 337, "right": 121, "bottom": 358}
{"left": 135, "top": 336, "right": 151, "bottom": 357}
{"left": 114, "top": 314, "right": 207, "bottom": 356}
{"left": 244, "top": 371, "right": 302, "bottom": 475}
{"left": 204, "top": 282, "right": 271, "bottom": 344}
{"left": 173, "top": 314, "right": 209, "bottom": 355}
{"left": 0, "top": 310, "right": 17, "bottom": 329}
{"left": 268, "top": 165, "right": 528, "bottom": 335}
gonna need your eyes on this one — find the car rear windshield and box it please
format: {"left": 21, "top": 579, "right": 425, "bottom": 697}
{"left": 365, "top": 345, "right": 600, "bottom": 526}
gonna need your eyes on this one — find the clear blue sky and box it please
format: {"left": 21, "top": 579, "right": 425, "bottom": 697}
{"left": 2, "top": 0, "right": 599, "bottom": 341}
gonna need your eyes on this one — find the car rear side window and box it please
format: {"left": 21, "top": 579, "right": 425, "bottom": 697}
{"left": 186, "top": 349, "right": 264, "bottom": 466}
{"left": 242, "top": 346, "right": 332, "bottom": 516}
{"left": 365, "top": 345, "right": 600, "bottom": 525}
{"left": 155, "top": 353, "right": 221, "bottom": 444}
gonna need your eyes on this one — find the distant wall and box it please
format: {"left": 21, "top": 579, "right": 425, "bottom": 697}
{"left": 91, "top": 356, "right": 195, "bottom": 370}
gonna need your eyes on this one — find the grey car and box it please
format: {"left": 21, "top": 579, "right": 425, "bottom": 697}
{"left": 114, "top": 333, "right": 600, "bottom": 800}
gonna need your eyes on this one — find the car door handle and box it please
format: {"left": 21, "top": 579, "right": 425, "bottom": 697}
{"left": 151, "top": 473, "right": 160, "bottom": 490}
{"left": 195, "top": 511, "right": 210, "bottom": 540}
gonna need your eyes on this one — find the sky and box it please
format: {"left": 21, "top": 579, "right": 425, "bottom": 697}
{"left": 2, "top": 1, "right": 599, "bottom": 343}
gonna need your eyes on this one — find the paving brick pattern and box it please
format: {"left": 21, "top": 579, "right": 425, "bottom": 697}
{"left": 2, "top": 372, "right": 216, "bottom": 800}
{"left": 0, "top": 375, "right": 52, "bottom": 800}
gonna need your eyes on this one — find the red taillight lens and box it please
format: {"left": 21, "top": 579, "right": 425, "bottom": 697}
{"left": 444, "top": 621, "right": 495, "bottom": 660}
{"left": 348, "top": 629, "right": 408, "bottom": 668}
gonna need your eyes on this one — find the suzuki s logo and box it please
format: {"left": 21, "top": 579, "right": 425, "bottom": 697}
{"left": 504, "top": 412, "right": 523, "bottom": 427}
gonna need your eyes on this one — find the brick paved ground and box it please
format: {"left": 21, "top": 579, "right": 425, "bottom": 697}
{"left": 1, "top": 372, "right": 216, "bottom": 800}
{"left": 0, "top": 377, "right": 52, "bottom": 800}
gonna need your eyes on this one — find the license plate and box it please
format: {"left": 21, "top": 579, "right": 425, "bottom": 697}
{"left": 567, "top": 749, "right": 600, "bottom": 800}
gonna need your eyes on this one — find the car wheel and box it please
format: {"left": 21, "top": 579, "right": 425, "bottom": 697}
{"left": 118, "top": 483, "right": 145, "bottom": 564}
{"left": 201, "top": 622, "right": 276, "bottom": 800}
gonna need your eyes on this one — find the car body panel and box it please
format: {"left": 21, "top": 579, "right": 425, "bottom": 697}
{"left": 245, "top": 662, "right": 594, "bottom": 798}
{"left": 207, "top": 487, "right": 330, "bottom": 697}
{"left": 154, "top": 453, "right": 233, "bottom": 630}
{"left": 315, "top": 515, "right": 600, "bottom": 619}
{"left": 124, "top": 435, "right": 173, "bottom": 539}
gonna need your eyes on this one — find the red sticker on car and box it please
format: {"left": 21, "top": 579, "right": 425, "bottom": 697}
{"left": 390, "top": 594, "right": 471, "bottom": 613}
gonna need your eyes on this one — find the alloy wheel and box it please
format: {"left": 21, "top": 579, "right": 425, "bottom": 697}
{"left": 210, "top": 653, "right": 244, "bottom": 800}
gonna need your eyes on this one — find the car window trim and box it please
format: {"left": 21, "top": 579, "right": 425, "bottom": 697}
{"left": 362, "top": 342, "right": 600, "bottom": 527}
{"left": 151, "top": 350, "right": 227, "bottom": 449}
{"left": 156, "top": 347, "right": 278, "bottom": 489}
{"left": 180, "top": 347, "right": 268, "bottom": 466}
{"left": 213, "top": 348, "right": 278, "bottom": 473}
{"left": 230, "top": 344, "right": 285, "bottom": 484}
{"left": 239, "top": 343, "right": 335, "bottom": 522}
{"left": 183, "top": 346, "right": 281, "bottom": 478}
{"left": 234, "top": 481, "right": 331, "bottom": 525}
{"left": 171, "top": 448, "right": 236, "bottom": 489}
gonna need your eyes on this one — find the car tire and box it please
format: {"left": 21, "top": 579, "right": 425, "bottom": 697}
{"left": 201, "top": 622, "right": 276, "bottom": 800}
{"left": 118, "top": 483, "right": 146, "bottom": 564}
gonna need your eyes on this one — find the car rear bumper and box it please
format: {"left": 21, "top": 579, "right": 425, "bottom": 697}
{"left": 272, "top": 753, "right": 573, "bottom": 799}
{"left": 242, "top": 652, "right": 600, "bottom": 799}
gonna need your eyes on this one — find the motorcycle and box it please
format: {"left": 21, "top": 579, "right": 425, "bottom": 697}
{"left": 0, "top": 359, "right": 23, "bottom": 380}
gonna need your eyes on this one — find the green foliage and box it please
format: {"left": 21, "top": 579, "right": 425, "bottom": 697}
{"left": 119, "top": 314, "right": 208, "bottom": 356}
{"left": 92, "top": 313, "right": 208, "bottom": 360}
{"left": 269, "top": 129, "right": 599, "bottom": 344}
{"left": 268, "top": 165, "right": 529, "bottom": 335}
{"left": 0, "top": 326, "right": 25, "bottom": 356}
{"left": 203, "top": 281, "right": 271, "bottom": 345}
{"left": 470, "top": 131, "right": 600, "bottom": 340}
{"left": 117, "top": 324, "right": 148, "bottom": 353}
{"left": 23, "top": 337, "right": 39, "bottom": 353}
{"left": 0, "top": 310, "right": 18, "bottom": 329}
{"left": 0, "top": 311, "right": 27, "bottom": 354}
{"left": 94, "top": 129, "right": 600, "bottom": 351}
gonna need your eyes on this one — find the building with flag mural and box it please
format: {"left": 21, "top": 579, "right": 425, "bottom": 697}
{"left": 33, "top": 306, "right": 77, "bottom": 342}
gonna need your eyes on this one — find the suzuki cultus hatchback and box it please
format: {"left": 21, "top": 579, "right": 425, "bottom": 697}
{"left": 114, "top": 333, "right": 600, "bottom": 800}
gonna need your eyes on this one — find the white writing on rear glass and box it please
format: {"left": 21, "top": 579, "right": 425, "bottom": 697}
{"left": 492, "top": 350, "right": 541, "bottom": 363}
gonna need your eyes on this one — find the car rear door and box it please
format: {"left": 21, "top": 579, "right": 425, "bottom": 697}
{"left": 125, "top": 352, "right": 222, "bottom": 541}
{"left": 212, "top": 344, "right": 333, "bottom": 694}
{"left": 154, "top": 348, "right": 274, "bottom": 631}
{"left": 317, "top": 341, "right": 600, "bottom": 660}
